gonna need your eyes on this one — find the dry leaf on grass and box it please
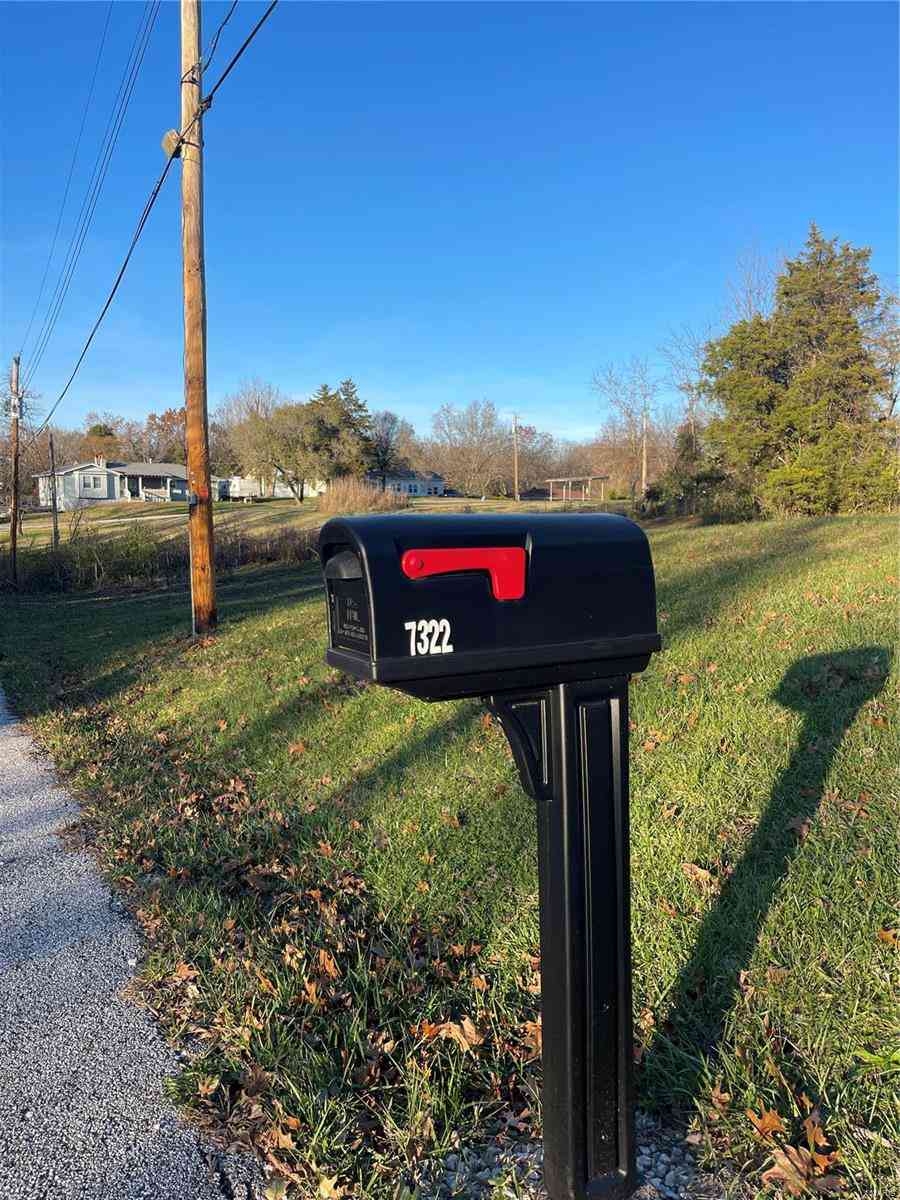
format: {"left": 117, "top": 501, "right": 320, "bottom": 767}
{"left": 318, "top": 948, "right": 339, "bottom": 979}
{"left": 318, "top": 1175, "right": 346, "bottom": 1199}
{"left": 748, "top": 1105, "right": 786, "bottom": 1139}
{"left": 682, "top": 862, "right": 718, "bottom": 893}
{"left": 522, "top": 1018, "right": 542, "bottom": 1059}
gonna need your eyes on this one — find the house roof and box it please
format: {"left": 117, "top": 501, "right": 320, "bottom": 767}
{"left": 119, "top": 462, "right": 188, "bottom": 479}
{"left": 34, "top": 461, "right": 188, "bottom": 480}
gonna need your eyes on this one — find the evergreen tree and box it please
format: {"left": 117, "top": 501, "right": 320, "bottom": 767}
{"left": 703, "top": 224, "right": 897, "bottom": 514}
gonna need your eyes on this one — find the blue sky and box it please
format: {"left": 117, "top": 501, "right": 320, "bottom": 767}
{"left": 1, "top": 1, "right": 897, "bottom": 440}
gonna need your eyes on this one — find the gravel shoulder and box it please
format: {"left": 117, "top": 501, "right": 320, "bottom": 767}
{"left": 0, "top": 687, "right": 264, "bottom": 1200}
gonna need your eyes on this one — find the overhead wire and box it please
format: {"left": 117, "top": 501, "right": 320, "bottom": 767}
{"left": 17, "top": 1, "right": 114, "bottom": 361}
{"left": 22, "top": 1, "right": 161, "bottom": 391}
{"left": 201, "top": 0, "right": 239, "bottom": 74}
{"left": 27, "top": 0, "right": 280, "bottom": 444}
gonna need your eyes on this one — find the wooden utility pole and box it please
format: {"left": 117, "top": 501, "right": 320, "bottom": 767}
{"left": 181, "top": 0, "right": 217, "bottom": 635}
{"left": 512, "top": 412, "right": 520, "bottom": 502}
{"left": 48, "top": 432, "right": 60, "bottom": 551}
{"left": 8, "top": 356, "right": 20, "bottom": 588}
{"left": 640, "top": 404, "right": 648, "bottom": 499}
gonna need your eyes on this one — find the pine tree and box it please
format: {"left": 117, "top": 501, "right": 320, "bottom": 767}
{"left": 704, "top": 224, "right": 896, "bottom": 514}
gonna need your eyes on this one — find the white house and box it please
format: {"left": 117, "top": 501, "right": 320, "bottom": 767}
{"left": 34, "top": 458, "right": 190, "bottom": 510}
{"left": 225, "top": 472, "right": 327, "bottom": 501}
{"left": 223, "top": 469, "right": 445, "bottom": 501}
{"left": 370, "top": 469, "right": 445, "bottom": 496}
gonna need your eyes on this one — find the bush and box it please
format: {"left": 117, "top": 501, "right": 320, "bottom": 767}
{"left": 698, "top": 484, "right": 759, "bottom": 525}
{"left": 761, "top": 423, "right": 899, "bottom": 516}
{"left": 1, "top": 525, "right": 321, "bottom": 594}
{"left": 317, "top": 477, "right": 411, "bottom": 514}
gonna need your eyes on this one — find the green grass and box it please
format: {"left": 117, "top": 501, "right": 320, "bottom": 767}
{"left": 0, "top": 515, "right": 896, "bottom": 1198}
{"left": 2, "top": 494, "right": 630, "bottom": 550}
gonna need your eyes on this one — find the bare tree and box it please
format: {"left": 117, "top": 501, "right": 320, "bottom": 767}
{"left": 424, "top": 399, "right": 509, "bottom": 497}
{"left": 592, "top": 358, "right": 659, "bottom": 498}
{"left": 865, "top": 288, "right": 900, "bottom": 419}
{"left": 660, "top": 322, "right": 716, "bottom": 450}
{"left": 370, "top": 410, "right": 414, "bottom": 488}
{"left": 726, "top": 244, "right": 783, "bottom": 323}
{"left": 215, "top": 380, "right": 286, "bottom": 494}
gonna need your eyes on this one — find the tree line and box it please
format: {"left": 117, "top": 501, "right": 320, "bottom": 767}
{"left": 4, "top": 223, "right": 896, "bottom": 517}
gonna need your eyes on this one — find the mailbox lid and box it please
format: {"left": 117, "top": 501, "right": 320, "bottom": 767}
{"left": 319, "top": 512, "right": 660, "bottom": 684}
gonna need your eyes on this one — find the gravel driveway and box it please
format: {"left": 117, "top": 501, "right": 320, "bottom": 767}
{"left": 0, "top": 688, "right": 264, "bottom": 1200}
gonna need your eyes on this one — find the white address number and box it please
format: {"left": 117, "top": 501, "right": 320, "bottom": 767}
{"left": 404, "top": 618, "right": 454, "bottom": 656}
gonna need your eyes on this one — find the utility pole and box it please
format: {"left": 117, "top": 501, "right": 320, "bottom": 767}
{"left": 640, "top": 404, "right": 648, "bottom": 499}
{"left": 48, "top": 432, "right": 60, "bottom": 552}
{"left": 181, "top": 0, "right": 217, "bottom": 635}
{"left": 8, "top": 356, "right": 20, "bottom": 589}
{"left": 512, "top": 412, "right": 520, "bottom": 502}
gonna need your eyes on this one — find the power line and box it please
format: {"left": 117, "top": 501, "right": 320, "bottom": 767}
{"left": 22, "top": 2, "right": 161, "bottom": 391}
{"left": 28, "top": 0, "right": 281, "bottom": 444}
{"left": 17, "top": 1, "right": 114, "bottom": 360}
{"left": 23, "top": 2, "right": 159, "bottom": 389}
{"left": 179, "top": 0, "right": 238, "bottom": 84}
{"left": 204, "top": 0, "right": 278, "bottom": 104}
{"left": 202, "top": 0, "right": 239, "bottom": 73}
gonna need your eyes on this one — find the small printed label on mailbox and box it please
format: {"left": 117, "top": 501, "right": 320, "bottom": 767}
{"left": 330, "top": 580, "right": 371, "bottom": 653}
{"left": 404, "top": 618, "right": 454, "bottom": 656}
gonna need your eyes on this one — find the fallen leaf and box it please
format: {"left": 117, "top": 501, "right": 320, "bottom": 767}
{"left": 522, "top": 1018, "right": 542, "bottom": 1059}
{"left": 789, "top": 816, "right": 811, "bottom": 841}
{"left": 811, "top": 1177, "right": 845, "bottom": 1194}
{"left": 317, "top": 841, "right": 334, "bottom": 858}
{"left": 677, "top": 673, "right": 697, "bottom": 685}
{"left": 288, "top": 741, "right": 306, "bottom": 756}
{"left": 318, "top": 948, "right": 339, "bottom": 979}
{"left": 682, "top": 862, "right": 717, "bottom": 893}
{"left": 709, "top": 1083, "right": 731, "bottom": 1113}
{"left": 747, "top": 1105, "right": 785, "bottom": 1139}
{"left": 877, "top": 928, "right": 897, "bottom": 947}
{"left": 445, "top": 1016, "right": 484, "bottom": 1052}
{"left": 318, "top": 1175, "right": 346, "bottom": 1200}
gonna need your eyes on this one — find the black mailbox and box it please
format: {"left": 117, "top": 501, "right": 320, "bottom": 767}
{"left": 320, "top": 513, "right": 661, "bottom": 1200}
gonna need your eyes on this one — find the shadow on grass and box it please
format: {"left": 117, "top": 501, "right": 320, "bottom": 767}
{"left": 641, "top": 645, "right": 891, "bottom": 1108}
{"left": 0, "top": 567, "right": 325, "bottom": 718}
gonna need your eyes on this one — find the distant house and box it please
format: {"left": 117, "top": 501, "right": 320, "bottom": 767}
{"left": 369, "top": 470, "right": 445, "bottom": 496}
{"left": 34, "top": 457, "right": 190, "bottom": 510}
{"left": 223, "top": 468, "right": 446, "bottom": 501}
{"left": 224, "top": 472, "right": 327, "bottom": 501}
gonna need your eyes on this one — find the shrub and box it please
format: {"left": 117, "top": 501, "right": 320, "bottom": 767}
{"left": 317, "top": 477, "right": 411, "bottom": 515}
{"left": 760, "top": 423, "right": 899, "bottom": 516}
{"left": 1, "top": 525, "right": 321, "bottom": 594}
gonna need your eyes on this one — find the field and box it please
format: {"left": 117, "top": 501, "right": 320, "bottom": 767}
{"left": 1, "top": 495, "right": 631, "bottom": 551}
{"left": 0, "top": 515, "right": 896, "bottom": 1199}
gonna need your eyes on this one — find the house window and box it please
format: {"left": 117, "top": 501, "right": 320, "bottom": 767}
{"left": 84, "top": 474, "right": 103, "bottom": 490}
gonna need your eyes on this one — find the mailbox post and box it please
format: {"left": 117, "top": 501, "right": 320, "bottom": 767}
{"left": 319, "top": 514, "right": 661, "bottom": 1200}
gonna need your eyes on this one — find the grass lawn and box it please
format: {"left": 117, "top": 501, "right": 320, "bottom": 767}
{"left": 2, "top": 495, "right": 631, "bottom": 551}
{"left": 0, "top": 515, "right": 896, "bottom": 1198}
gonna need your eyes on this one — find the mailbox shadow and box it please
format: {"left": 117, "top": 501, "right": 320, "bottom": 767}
{"left": 641, "top": 645, "right": 890, "bottom": 1106}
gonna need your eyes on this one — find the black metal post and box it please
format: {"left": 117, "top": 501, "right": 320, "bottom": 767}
{"left": 488, "top": 678, "right": 636, "bottom": 1200}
